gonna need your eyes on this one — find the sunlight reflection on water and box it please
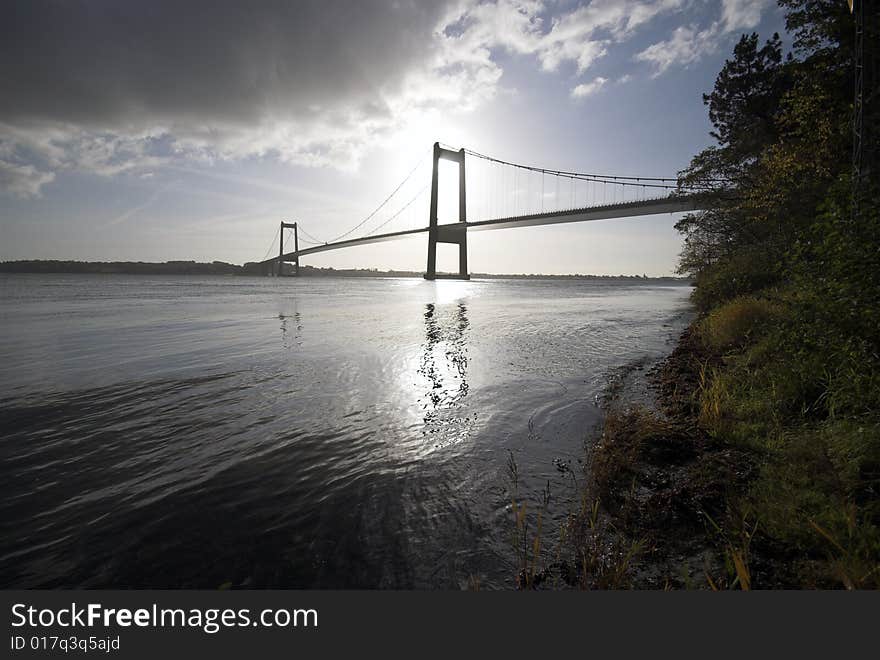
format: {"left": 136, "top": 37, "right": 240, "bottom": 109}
{"left": 0, "top": 274, "right": 691, "bottom": 588}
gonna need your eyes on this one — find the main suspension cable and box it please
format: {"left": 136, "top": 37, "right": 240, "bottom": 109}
{"left": 260, "top": 224, "right": 281, "bottom": 262}
{"left": 297, "top": 226, "right": 326, "bottom": 245}
{"left": 319, "top": 148, "right": 431, "bottom": 244}
{"left": 464, "top": 148, "right": 732, "bottom": 186}
{"left": 364, "top": 183, "right": 430, "bottom": 237}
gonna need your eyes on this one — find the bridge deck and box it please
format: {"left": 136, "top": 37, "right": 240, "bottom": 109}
{"left": 264, "top": 195, "right": 700, "bottom": 264}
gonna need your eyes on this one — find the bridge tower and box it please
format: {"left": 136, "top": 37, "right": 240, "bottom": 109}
{"left": 425, "top": 142, "right": 469, "bottom": 280}
{"left": 278, "top": 221, "right": 299, "bottom": 276}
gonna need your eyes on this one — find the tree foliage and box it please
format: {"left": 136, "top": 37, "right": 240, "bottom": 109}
{"left": 675, "top": 0, "right": 880, "bottom": 409}
{"left": 676, "top": 3, "right": 857, "bottom": 301}
{"left": 673, "top": 2, "right": 880, "bottom": 587}
{"left": 704, "top": 33, "right": 786, "bottom": 163}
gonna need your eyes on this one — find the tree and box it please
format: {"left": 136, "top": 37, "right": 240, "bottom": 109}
{"left": 778, "top": 0, "right": 854, "bottom": 65}
{"left": 675, "top": 32, "right": 790, "bottom": 288}
{"left": 704, "top": 33, "right": 786, "bottom": 166}
{"left": 675, "top": 2, "right": 855, "bottom": 294}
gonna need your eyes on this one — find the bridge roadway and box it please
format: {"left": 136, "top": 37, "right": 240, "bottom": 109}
{"left": 263, "top": 195, "right": 701, "bottom": 265}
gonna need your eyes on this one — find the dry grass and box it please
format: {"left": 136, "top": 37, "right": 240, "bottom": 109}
{"left": 701, "top": 509, "right": 757, "bottom": 590}
{"left": 563, "top": 493, "right": 645, "bottom": 590}
{"left": 507, "top": 451, "right": 552, "bottom": 589}
{"left": 591, "top": 407, "right": 675, "bottom": 501}
{"left": 697, "top": 361, "right": 725, "bottom": 433}
{"left": 697, "top": 296, "right": 782, "bottom": 353}
{"left": 506, "top": 414, "right": 653, "bottom": 589}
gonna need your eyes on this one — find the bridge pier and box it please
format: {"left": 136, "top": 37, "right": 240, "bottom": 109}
{"left": 425, "top": 142, "right": 469, "bottom": 280}
{"left": 278, "top": 221, "right": 299, "bottom": 276}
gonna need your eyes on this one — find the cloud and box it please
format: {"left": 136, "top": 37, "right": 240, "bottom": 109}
{"left": 0, "top": 0, "right": 691, "bottom": 192}
{"left": 2, "top": 1, "right": 462, "bottom": 170}
{"left": 635, "top": 23, "right": 720, "bottom": 76}
{"left": 0, "top": 160, "right": 55, "bottom": 198}
{"left": 536, "top": 0, "right": 684, "bottom": 71}
{"left": 571, "top": 77, "right": 608, "bottom": 98}
{"left": 446, "top": 0, "right": 685, "bottom": 74}
{"left": 634, "top": 0, "right": 773, "bottom": 76}
{"left": 721, "top": 0, "right": 772, "bottom": 32}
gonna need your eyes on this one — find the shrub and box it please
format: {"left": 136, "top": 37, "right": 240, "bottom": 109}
{"left": 691, "top": 249, "right": 780, "bottom": 312}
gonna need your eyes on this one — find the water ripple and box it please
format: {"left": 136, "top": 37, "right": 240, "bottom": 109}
{"left": 0, "top": 274, "right": 692, "bottom": 588}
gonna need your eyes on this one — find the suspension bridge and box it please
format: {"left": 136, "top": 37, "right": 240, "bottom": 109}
{"left": 257, "top": 142, "right": 717, "bottom": 279}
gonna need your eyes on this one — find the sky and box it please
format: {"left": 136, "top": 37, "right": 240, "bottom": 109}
{"left": 0, "top": 0, "right": 787, "bottom": 276}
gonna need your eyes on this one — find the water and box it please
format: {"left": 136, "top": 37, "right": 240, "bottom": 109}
{"left": 0, "top": 274, "right": 691, "bottom": 588}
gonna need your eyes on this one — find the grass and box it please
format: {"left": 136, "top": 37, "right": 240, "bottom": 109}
{"left": 561, "top": 491, "right": 645, "bottom": 590}
{"left": 690, "top": 289, "right": 880, "bottom": 588}
{"left": 701, "top": 508, "right": 757, "bottom": 590}
{"left": 744, "top": 420, "right": 880, "bottom": 588}
{"left": 559, "top": 284, "right": 880, "bottom": 589}
{"left": 697, "top": 296, "right": 782, "bottom": 353}
{"left": 506, "top": 450, "right": 550, "bottom": 589}
{"left": 591, "top": 409, "right": 662, "bottom": 500}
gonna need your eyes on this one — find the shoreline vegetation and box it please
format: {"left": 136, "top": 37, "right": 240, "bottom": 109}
{"left": 0, "top": 260, "right": 689, "bottom": 282}
{"left": 518, "top": 2, "right": 878, "bottom": 590}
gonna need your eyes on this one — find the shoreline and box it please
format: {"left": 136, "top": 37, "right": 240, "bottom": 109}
{"left": 516, "top": 304, "right": 706, "bottom": 590}
{"left": 586, "top": 323, "right": 731, "bottom": 588}
{"left": 0, "top": 260, "right": 691, "bottom": 282}
{"left": 523, "top": 304, "right": 762, "bottom": 590}
{"left": 575, "top": 312, "right": 804, "bottom": 589}
{"left": 589, "top": 309, "right": 740, "bottom": 588}
{"left": 599, "top": 306, "right": 695, "bottom": 413}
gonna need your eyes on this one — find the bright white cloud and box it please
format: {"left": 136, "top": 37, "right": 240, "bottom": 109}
{"left": 571, "top": 77, "right": 608, "bottom": 98}
{"left": 635, "top": 0, "right": 772, "bottom": 76}
{"left": 635, "top": 23, "right": 720, "bottom": 76}
{"left": 445, "top": 0, "right": 686, "bottom": 74}
{"left": 721, "top": 0, "right": 772, "bottom": 32}
{"left": 537, "top": 0, "right": 684, "bottom": 70}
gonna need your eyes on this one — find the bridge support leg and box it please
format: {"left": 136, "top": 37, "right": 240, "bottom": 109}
{"left": 278, "top": 221, "right": 284, "bottom": 277}
{"left": 278, "top": 221, "right": 300, "bottom": 277}
{"left": 424, "top": 142, "right": 469, "bottom": 280}
{"left": 292, "top": 222, "right": 299, "bottom": 277}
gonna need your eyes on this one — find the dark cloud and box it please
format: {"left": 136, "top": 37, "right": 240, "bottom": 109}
{"left": 1, "top": 0, "right": 756, "bottom": 196}
{"left": 0, "top": 0, "right": 451, "bottom": 128}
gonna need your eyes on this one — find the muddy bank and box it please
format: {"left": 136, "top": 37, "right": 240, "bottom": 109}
{"left": 520, "top": 308, "right": 757, "bottom": 590}
{"left": 584, "top": 324, "right": 760, "bottom": 589}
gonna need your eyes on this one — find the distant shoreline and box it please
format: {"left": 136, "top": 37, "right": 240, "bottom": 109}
{"left": 0, "top": 260, "right": 691, "bottom": 282}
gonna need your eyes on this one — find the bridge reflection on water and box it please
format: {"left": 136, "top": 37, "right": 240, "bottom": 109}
{"left": 419, "top": 302, "right": 474, "bottom": 447}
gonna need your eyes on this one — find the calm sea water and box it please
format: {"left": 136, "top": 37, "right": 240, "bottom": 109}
{"left": 0, "top": 274, "right": 691, "bottom": 588}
